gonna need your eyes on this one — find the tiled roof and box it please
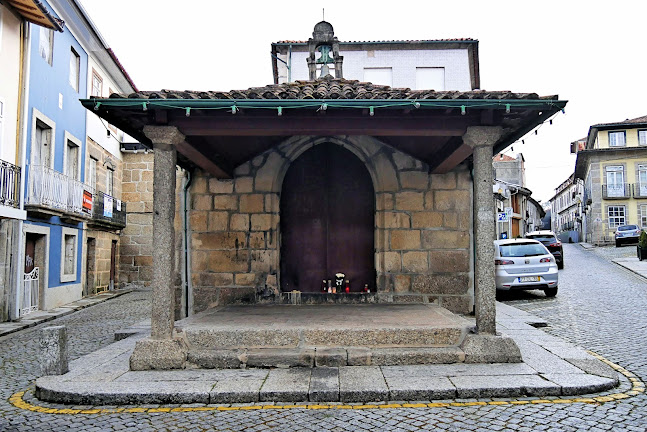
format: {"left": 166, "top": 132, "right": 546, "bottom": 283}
{"left": 592, "top": 115, "right": 647, "bottom": 127}
{"left": 274, "top": 38, "right": 476, "bottom": 44}
{"left": 113, "top": 77, "right": 554, "bottom": 101}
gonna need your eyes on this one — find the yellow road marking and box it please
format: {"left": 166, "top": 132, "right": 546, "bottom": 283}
{"left": 9, "top": 351, "right": 644, "bottom": 415}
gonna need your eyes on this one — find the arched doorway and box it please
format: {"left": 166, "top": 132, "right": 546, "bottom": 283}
{"left": 280, "top": 143, "right": 375, "bottom": 293}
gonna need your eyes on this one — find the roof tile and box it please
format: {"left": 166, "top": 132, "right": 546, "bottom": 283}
{"left": 111, "top": 78, "right": 553, "bottom": 102}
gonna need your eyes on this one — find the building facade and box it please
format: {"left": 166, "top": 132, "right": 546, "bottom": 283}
{"left": 575, "top": 115, "right": 647, "bottom": 245}
{"left": 0, "top": 0, "right": 135, "bottom": 321}
{"left": 271, "top": 39, "right": 479, "bottom": 91}
{"left": 548, "top": 174, "right": 584, "bottom": 243}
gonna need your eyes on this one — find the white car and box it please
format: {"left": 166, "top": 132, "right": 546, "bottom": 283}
{"left": 494, "top": 238, "right": 559, "bottom": 297}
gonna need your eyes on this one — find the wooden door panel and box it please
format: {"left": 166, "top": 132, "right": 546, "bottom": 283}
{"left": 280, "top": 143, "right": 374, "bottom": 293}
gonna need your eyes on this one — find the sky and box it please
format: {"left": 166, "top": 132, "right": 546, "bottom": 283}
{"left": 77, "top": 0, "right": 647, "bottom": 203}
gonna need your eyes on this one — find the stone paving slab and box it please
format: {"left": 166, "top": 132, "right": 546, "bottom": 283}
{"left": 0, "top": 289, "right": 132, "bottom": 338}
{"left": 34, "top": 302, "right": 621, "bottom": 405}
{"left": 613, "top": 257, "right": 647, "bottom": 278}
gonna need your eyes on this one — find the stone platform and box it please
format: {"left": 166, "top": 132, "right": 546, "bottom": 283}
{"left": 177, "top": 304, "right": 481, "bottom": 368}
{"left": 34, "top": 303, "right": 622, "bottom": 405}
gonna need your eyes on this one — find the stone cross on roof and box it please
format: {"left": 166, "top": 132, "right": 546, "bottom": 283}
{"left": 307, "top": 21, "right": 344, "bottom": 80}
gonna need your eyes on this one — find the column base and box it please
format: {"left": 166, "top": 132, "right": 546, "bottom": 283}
{"left": 460, "top": 333, "right": 522, "bottom": 363}
{"left": 130, "top": 337, "right": 188, "bottom": 371}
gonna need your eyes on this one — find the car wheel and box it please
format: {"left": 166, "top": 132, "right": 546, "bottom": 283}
{"left": 544, "top": 287, "right": 558, "bottom": 297}
{"left": 616, "top": 240, "right": 621, "bottom": 247}
{"left": 557, "top": 260, "right": 564, "bottom": 270}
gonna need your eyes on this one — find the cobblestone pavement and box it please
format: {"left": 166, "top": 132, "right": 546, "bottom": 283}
{"left": 2, "top": 243, "right": 647, "bottom": 431}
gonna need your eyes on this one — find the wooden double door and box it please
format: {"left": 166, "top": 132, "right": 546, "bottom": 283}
{"left": 280, "top": 143, "right": 375, "bottom": 293}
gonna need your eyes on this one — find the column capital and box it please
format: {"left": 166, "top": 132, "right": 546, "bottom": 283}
{"left": 462, "top": 126, "right": 503, "bottom": 149}
{"left": 143, "top": 126, "right": 185, "bottom": 149}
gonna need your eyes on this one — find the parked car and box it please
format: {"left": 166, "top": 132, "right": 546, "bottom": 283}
{"left": 525, "top": 230, "right": 564, "bottom": 269}
{"left": 615, "top": 224, "right": 641, "bottom": 247}
{"left": 494, "top": 238, "right": 559, "bottom": 297}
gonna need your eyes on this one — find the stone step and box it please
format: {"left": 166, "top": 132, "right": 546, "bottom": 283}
{"left": 186, "top": 346, "right": 466, "bottom": 369}
{"left": 182, "top": 326, "right": 466, "bottom": 349}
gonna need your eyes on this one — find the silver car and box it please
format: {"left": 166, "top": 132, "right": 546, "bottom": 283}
{"left": 494, "top": 238, "right": 559, "bottom": 297}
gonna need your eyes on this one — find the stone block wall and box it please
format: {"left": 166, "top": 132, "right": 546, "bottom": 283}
{"left": 120, "top": 152, "right": 154, "bottom": 285}
{"left": 189, "top": 135, "right": 474, "bottom": 314}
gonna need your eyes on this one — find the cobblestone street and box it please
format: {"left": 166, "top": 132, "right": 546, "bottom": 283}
{"left": 1, "top": 243, "right": 647, "bottom": 431}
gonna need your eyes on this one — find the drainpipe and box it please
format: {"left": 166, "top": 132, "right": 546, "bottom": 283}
{"left": 181, "top": 170, "right": 192, "bottom": 318}
{"left": 288, "top": 44, "right": 292, "bottom": 83}
{"left": 13, "top": 21, "right": 32, "bottom": 320}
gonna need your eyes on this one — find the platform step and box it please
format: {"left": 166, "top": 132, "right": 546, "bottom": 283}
{"left": 186, "top": 346, "right": 466, "bottom": 369}
{"left": 182, "top": 326, "right": 466, "bottom": 349}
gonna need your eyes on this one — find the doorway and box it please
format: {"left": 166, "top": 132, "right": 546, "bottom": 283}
{"left": 280, "top": 143, "right": 375, "bottom": 293}
{"left": 86, "top": 237, "right": 96, "bottom": 296}
{"left": 109, "top": 240, "right": 117, "bottom": 290}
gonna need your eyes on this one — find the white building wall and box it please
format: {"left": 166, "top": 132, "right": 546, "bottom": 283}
{"left": 0, "top": 6, "right": 22, "bottom": 164}
{"left": 278, "top": 48, "right": 472, "bottom": 91}
{"left": 86, "top": 57, "right": 125, "bottom": 160}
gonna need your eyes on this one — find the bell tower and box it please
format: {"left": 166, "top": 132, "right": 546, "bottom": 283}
{"left": 307, "top": 21, "right": 344, "bottom": 80}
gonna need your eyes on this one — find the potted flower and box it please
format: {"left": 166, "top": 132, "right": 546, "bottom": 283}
{"left": 638, "top": 231, "right": 647, "bottom": 261}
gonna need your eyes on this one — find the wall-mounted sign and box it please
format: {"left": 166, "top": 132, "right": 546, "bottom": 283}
{"left": 104, "top": 195, "right": 113, "bottom": 218}
{"left": 82, "top": 190, "right": 93, "bottom": 214}
{"left": 497, "top": 212, "right": 509, "bottom": 222}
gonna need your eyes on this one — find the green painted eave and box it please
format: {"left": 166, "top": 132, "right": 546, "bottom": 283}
{"left": 81, "top": 97, "right": 566, "bottom": 113}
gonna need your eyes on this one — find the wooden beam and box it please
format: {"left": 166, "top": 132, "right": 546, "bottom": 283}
{"left": 430, "top": 141, "right": 473, "bottom": 174}
{"left": 176, "top": 141, "right": 232, "bottom": 178}
{"left": 173, "top": 116, "right": 471, "bottom": 137}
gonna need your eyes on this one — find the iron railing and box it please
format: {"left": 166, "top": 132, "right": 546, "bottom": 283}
{"left": 633, "top": 183, "right": 647, "bottom": 199}
{"left": 92, "top": 190, "right": 126, "bottom": 228}
{"left": 26, "top": 165, "right": 92, "bottom": 218}
{"left": 602, "top": 183, "right": 631, "bottom": 199}
{"left": 0, "top": 159, "right": 21, "bottom": 208}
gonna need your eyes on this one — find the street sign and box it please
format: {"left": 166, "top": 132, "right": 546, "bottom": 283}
{"left": 504, "top": 207, "right": 513, "bottom": 216}
{"left": 497, "top": 212, "right": 509, "bottom": 222}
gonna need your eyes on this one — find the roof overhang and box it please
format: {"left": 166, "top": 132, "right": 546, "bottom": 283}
{"left": 3, "top": 0, "right": 64, "bottom": 31}
{"left": 81, "top": 83, "right": 566, "bottom": 179}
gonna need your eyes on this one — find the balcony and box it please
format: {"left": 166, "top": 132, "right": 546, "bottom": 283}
{"left": 0, "top": 159, "right": 20, "bottom": 209}
{"left": 25, "top": 164, "right": 92, "bottom": 221}
{"left": 90, "top": 190, "right": 126, "bottom": 229}
{"left": 633, "top": 183, "right": 647, "bottom": 199}
{"left": 602, "top": 183, "right": 631, "bottom": 199}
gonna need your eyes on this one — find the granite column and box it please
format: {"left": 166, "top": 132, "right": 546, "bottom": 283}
{"left": 130, "top": 126, "right": 187, "bottom": 370}
{"left": 463, "top": 126, "right": 502, "bottom": 335}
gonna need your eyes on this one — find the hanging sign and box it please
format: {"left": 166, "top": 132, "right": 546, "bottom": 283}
{"left": 104, "top": 195, "right": 113, "bottom": 218}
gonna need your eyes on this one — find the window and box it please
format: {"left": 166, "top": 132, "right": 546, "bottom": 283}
{"left": 606, "top": 166, "right": 625, "bottom": 197}
{"left": 608, "top": 206, "right": 626, "bottom": 228}
{"left": 106, "top": 167, "right": 114, "bottom": 196}
{"left": 363, "top": 68, "right": 392, "bottom": 87}
{"left": 416, "top": 67, "right": 445, "bottom": 90}
{"left": 60, "top": 227, "right": 78, "bottom": 282}
{"left": 88, "top": 157, "right": 97, "bottom": 190}
{"left": 63, "top": 131, "right": 81, "bottom": 180}
{"left": 608, "top": 131, "right": 626, "bottom": 147}
{"left": 0, "top": 99, "right": 4, "bottom": 150}
{"left": 639, "top": 130, "right": 647, "bottom": 146}
{"left": 91, "top": 70, "right": 103, "bottom": 97}
{"left": 33, "top": 120, "right": 52, "bottom": 167}
{"left": 640, "top": 165, "right": 647, "bottom": 197}
{"left": 641, "top": 204, "right": 647, "bottom": 228}
{"left": 69, "top": 48, "right": 80, "bottom": 91}
{"left": 39, "top": 27, "right": 53, "bottom": 65}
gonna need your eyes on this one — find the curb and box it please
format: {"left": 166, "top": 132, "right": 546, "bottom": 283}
{"left": 0, "top": 289, "right": 133, "bottom": 338}
{"left": 14, "top": 351, "right": 644, "bottom": 414}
